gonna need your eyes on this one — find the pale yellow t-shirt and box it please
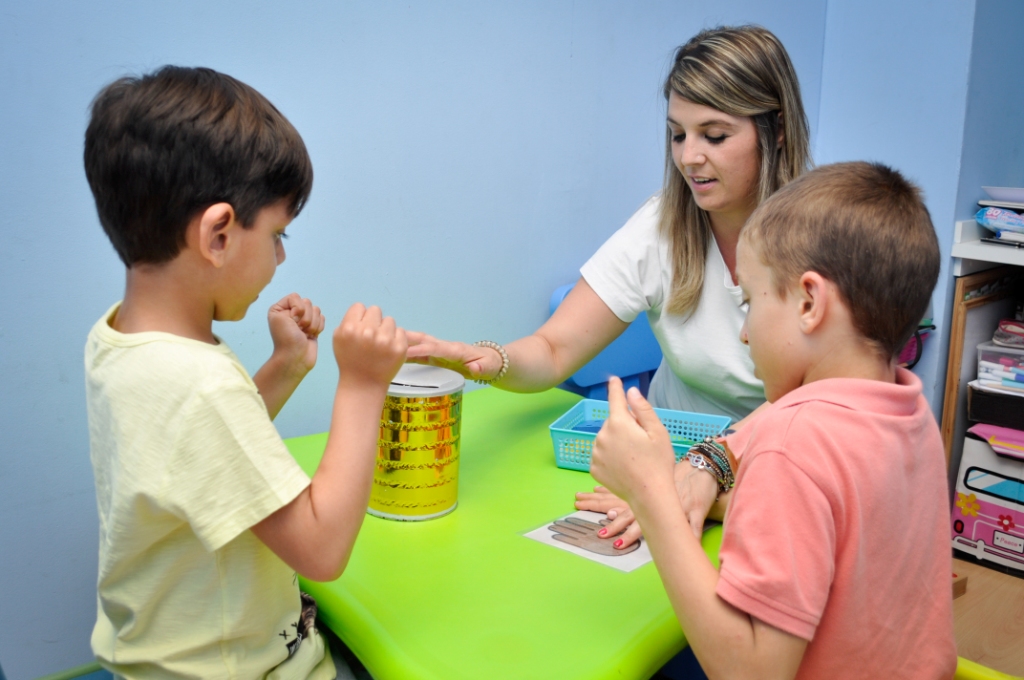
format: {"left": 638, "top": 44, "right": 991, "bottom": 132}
{"left": 85, "top": 304, "right": 335, "bottom": 680}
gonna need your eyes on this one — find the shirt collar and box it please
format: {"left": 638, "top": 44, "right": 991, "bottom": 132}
{"left": 727, "top": 368, "right": 924, "bottom": 458}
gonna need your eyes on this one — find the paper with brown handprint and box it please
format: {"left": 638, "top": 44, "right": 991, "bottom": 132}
{"left": 549, "top": 517, "right": 640, "bottom": 556}
{"left": 523, "top": 510, "right": 653, "bottom": 572}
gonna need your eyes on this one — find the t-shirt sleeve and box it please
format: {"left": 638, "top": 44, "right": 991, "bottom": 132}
{"left": 716, "top": 451, "right": 835, "bottom": 641}
{"left": 579, "top": 196, "right": 665, "bottom": 323}
{"left": 163, "top": 381, "right": 311, "bottom": 552}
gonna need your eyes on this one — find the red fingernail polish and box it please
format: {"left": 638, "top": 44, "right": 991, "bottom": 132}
{"left": 598, "top": 529, "right": 606, "bottom": 536}
{"left": 614, "top": 539, "right": 623, "bottom": 548}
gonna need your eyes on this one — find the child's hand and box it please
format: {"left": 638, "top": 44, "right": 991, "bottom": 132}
{"left": 333, "top": 303, "right": 407, "bottom": 388}
{"left": 590, "top": 377, "right": 676, "bottom": 507}
{"left": 405, "top": 331, "right": 504, "bottom": 382}
{"left": 267, "top": 293, "right": 326, "bottom": 378}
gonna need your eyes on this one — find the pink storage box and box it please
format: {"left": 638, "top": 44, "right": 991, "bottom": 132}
{"left": 951, "top": 423, "right": 1024, "bottom": 571}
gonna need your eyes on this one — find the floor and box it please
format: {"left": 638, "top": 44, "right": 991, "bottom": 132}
{"left": 953, "top": 556, "right": 1024, "bottom": 677}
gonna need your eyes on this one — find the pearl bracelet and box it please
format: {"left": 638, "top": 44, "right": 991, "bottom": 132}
{"left": 471, "top": 341, "right": 509, "bottom": 385}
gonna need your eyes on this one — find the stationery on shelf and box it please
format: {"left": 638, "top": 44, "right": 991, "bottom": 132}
{"left": 976, "top": 189, "right": 1024, "bottom": 247}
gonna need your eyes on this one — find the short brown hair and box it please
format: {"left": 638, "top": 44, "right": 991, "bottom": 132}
{"left": 84, "top": 66, "right": 313, "bottom": 266}
{"left": 741, "top": 162, "right": 939, "bottom": 359}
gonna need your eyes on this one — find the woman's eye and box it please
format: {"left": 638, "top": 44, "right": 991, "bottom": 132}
{"left": 672, "top": 133, "right": 685, "bottom": 144}
{"left": 707, "top": 134, "right": 727, "bottom": 144}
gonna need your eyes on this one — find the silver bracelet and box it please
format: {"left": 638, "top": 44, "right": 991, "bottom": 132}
{"left": 686, "top": 452, "right": 720, "bottom": 481}
{"left": 471, "top": 341, "right": 509, "bottom": 385}
{"left": 685, "top": 452, "right": 725, "bottom": 503}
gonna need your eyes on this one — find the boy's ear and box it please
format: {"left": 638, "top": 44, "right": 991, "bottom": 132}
{"left": 796, "top": 271, "right": 829, "bottom": 335}
{"left": 195, "top": 203, "right": 237, "bottom": 268}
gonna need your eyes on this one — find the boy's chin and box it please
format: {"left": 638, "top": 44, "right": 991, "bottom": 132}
{"left": 214, "top": 303, "right": 253, "bottom": 322}
{"left": 762, "top": 381, "right": 792, "bottom": 404}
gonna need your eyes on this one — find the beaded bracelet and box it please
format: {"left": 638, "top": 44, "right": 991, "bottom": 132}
{"left": 702, "top": 438, "right": 736, "bottom": 492}
{"left": 471, "top": 341, "right": 509, "bottom": 385}
{"left": 685, "top": 437, "right": 736, "bottom": 494}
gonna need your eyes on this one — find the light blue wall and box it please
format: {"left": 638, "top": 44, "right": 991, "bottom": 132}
{"left": 939, "top": 0, "right": 1024, "bottom": 487}
{"left": 0, "top": 2, "right": 827, "bottom": 677}
{"left": 955, "top": 0, "right": 1024, "bottom": 212}
{"left": 814, "top": 0, "right": 977, "bottom": 414}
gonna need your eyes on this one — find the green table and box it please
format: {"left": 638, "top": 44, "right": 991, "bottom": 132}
{"left": 285, "top": 387, "right": 722, "bottom": 680}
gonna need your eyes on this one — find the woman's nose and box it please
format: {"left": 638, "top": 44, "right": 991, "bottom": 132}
{"left": 678, "top": 139, "right": 705, "bottom": 168}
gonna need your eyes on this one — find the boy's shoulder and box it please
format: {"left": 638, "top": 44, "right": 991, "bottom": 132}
{"left": 729, "top": 370, "right": 936, "bottom": 467}
{"left": 86, "top": 304, "right": 254, "bottom": 399}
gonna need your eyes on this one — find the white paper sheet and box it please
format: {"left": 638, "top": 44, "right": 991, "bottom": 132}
{"left": 523, "top": 510, "right": 654, "bottom": 573}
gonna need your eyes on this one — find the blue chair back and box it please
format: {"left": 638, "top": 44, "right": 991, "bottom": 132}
{"left": 550, "top": 283, "right": 663, "bottom": 399}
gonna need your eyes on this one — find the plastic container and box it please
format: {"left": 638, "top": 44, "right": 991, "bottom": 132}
{"left": 549, "top": 399, "right": 731, "bottom": 472}
{"left": 977, "top": 341, "right": 1024, "bottom": 385}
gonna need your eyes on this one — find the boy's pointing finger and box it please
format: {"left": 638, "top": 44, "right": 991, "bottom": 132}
{"left": 605, "top": 376, "right": 629, "bottom": 419}
{"left": 625, "top": 387, "right": 660, "bottom": 434}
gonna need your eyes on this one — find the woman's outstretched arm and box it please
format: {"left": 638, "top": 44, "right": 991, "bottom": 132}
{"left": 406, "top": 278, "right": 629, "bottom": 393}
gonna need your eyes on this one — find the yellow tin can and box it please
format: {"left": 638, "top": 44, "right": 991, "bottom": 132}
{"left": 369, "top": 364, "right": 465, "bottom": 521}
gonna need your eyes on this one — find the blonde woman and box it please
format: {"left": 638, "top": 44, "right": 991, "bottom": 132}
{"left": 407, "top": 25, "right": 811, "bottom": 544}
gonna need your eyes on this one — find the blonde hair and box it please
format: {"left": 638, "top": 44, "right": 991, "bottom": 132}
{"left": 660, "top": 25, "right": 810, "bottom": 315}
{"left": 741, "top": 162, "right": 940, "bottom": 359}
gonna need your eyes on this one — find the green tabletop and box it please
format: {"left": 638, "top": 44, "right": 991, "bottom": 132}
{"left": 285, "top": 387, "right": 722, "bottom": 680}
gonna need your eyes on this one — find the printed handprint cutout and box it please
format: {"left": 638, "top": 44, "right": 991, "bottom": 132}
{"left": 548, "top": 516, "right": 640, "bottom": 556}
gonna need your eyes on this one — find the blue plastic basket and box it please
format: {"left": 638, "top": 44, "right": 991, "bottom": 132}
{"left": 549, "top": 399, "right": 732, "bottom": 472}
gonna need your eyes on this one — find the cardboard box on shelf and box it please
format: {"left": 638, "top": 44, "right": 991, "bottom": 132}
{"left": 951, "top": 425, "right": 1024, "bottom": 572}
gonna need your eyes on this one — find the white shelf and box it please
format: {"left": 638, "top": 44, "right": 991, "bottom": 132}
{"left": 951, "top": 220, "right": 1024, "bottom": 275}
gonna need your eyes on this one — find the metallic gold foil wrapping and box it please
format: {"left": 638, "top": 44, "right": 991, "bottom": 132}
{"left": 369, "top": 392, "right": 462, "bottom": 520}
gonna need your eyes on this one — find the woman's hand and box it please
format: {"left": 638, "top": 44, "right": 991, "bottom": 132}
{"left": 577, "top": 403, "right": 725, "bottom": 547}
{"left": 405, "top": 331, "right": 503, "bottom": 382}
{"left": 575, "top": 463, "right": 721, "bottom": 549}
{"left": 574, "top": 486, "right": 643, "bottom": 549}
{"left": 674, "top": 463, "right": 719, "bottom": 538}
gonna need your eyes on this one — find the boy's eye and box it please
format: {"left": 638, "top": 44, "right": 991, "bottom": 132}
{"left": 275, "top": 232, "right": 289, "bottom": 242}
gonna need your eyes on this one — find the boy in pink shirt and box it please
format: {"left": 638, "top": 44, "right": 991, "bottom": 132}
{"left": 590, "top": 162, "right": 956, "bottom": 679}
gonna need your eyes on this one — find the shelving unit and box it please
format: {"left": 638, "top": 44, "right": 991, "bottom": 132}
{"left": 943, "top": 222, "right": 1023, "bottom": 472}
{"left": 951, "top": 219, "right": 1024, "bottom": 275}
{"left": 946, "top": 219, "right": 1024, "bottom": 678}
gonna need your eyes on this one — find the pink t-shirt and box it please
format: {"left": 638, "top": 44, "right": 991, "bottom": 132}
{"left": 718, "top": 369, "right": 956, "bottom": 680}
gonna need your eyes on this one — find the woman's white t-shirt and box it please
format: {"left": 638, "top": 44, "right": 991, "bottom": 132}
{"left": 580, "top": 195, "right": 765, "bottom": 421}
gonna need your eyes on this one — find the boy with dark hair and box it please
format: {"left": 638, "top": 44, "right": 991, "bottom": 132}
{"left": 84, "top": 66, "right": 404, "bottom": 678}
{"left": 590, "top": 162, "right": 956, "bottom": 679}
